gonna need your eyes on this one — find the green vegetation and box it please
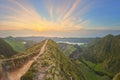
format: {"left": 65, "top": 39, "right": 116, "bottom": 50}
{"left": 58, "top": 43, "right": 77, "bottom": 56}
{"left": 59, "top": 43, "right": 83, "bottom": 59}
{"left": 1, "top": 40, "right": 46, "bottom": 74}
{"left": 0, "top": 38, "right": 16, "bottom": 58}
{"left": 21, "top": 63, "right": 37, "bottom": 80}
{"left": 22, "top": 40, "right": 85, "bottom": 80}
{"left": 82, "top": 34, "right": 120, "bottom": 78}
{"left": 78, "top": 55, "right": 96, "bottom": 69}
{"left": 85, "top": 60, "right": 95, "bottom": 68}
{"left": 44, "top": 40, "right": 84, "bottom": 80}
{"left": 75, "top": 60, "right": 111, "bottom": 80}
{"left": 94, "top": 63, "right": 113, "bottom": 78}
{"left": 4, "top": 37, "right": 36, "bottom": 53}
{"left": 4, "top": 37, "right": 26, "bottom": 52}
{"left": 12, "top": 40, "right": 45, "bottom": 58}
{"left": 1, "top": 34, "right": 119, "bottom": 80}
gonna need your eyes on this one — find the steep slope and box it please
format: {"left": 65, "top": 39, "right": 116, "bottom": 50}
{"left": 69, "top": 45, "right": 83, "bottom": 59}
{"left": 58, "top": 43, "right": 83, "bottom": 59}
{"left": 82, "top": 34, "right": 120, "bottom": 77}
{"left": 0, "top": 40, "right": 47, "bottom": 80}
{"left": 22, "top": 40, "right": 85, "bottom": 80}
{"left": 0, "top": 38, "right": 16, "bottom": 58}
{"left": 58, "top": 43, "right": 77, "bottom": 56}
{"left": 59, "top": 42, "right": 111, "bottom": 80}
{"left": 75, "top": 59, "right": 111, "bottom": 80}
{"left": 4, "top": 37, "right": 36, "bottom": 52}
{"left": 4, "top": 37, "right": 26, "bottom": 52}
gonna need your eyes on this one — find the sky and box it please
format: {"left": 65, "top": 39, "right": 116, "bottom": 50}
{"left": 0, "top": 0, "right": 120, "bottom": 38}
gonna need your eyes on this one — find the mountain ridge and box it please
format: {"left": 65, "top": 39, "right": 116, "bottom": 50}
{"left": 82, "top": 34, "right": 120, "bottom": 77}
{"left": 22, "top": 39, "right": 85, "bottom": 80}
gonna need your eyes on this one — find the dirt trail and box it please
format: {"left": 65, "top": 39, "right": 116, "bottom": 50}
{"left": 35, "top": 67, "right": 48, "bottom": 80}
{"left": 7, "top": 40, "right": 48, "bottom": 80}
{"left": 113, "top": 72, "right": 120, "bottom": 80}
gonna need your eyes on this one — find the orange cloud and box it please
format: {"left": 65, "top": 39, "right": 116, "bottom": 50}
{"left": 0, "top": 0, "right": 91, "bottom": 33}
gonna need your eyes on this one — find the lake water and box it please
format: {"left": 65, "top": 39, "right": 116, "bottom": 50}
{"left": 57, "top": 41, "right": 86, "bottom": 46}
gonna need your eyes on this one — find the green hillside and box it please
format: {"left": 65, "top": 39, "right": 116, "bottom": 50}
{"left": 58, "top": 43, "right": 77, "bottom": 56}
{"left": 0, "top": 38, "right": 16, "bottom": 58}
{"left": 22, "top": 40, "right": 85, "bottom": 80}
{"left": 4, "top": 37, "right": 36, "bottom": 52}
{"left": 82, "top": 34, "right": 120, "bottom": 78}
{"left": 75, "top": 59, "right": 111, "bottom": 80}
{"left": 4, "top": 37, "right": 26, "bottom": 52}
{"left": 59, "top": 43, "right": 111, "bottom": 80}
{"left": 59, "top": 43, "right": 83, "bottom": 59}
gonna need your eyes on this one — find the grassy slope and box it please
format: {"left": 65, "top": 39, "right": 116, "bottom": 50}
{"left": 82, "top": 35, "right": 120, "bottom": 78}
{"left": 4, "top": 38, "right": 26, "bottom": 52}
{"left": 58, "top": 43, "right": 76, "bottom": 56}
{"left": 1, "top": 40, "right": 45, "bottom": 78}
{"left": 75, "top": 60, "right": 111, "bottom": 80}
{"left": 12, "top": 40, "right": 45, "bottom": 57}
{"left": 0, "top": 38, "right": 16, "bottom": 58}
{"left": 77, "top": 55, "right": 111, "bottom": 80}
{"left": 58, "top": 42, "right": 110, "bottom": 80}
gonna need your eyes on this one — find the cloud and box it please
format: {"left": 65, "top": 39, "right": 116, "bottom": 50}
{"left": 0, "top": 29, "right": 120, "bottom": 38}
{"left": 63, "top": 0, "right": 81, "bottom": 20}
{"left": 0, "top": 0, "right": 93, "bottom": 33}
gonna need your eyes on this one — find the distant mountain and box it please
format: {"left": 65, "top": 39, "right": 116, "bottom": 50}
{"left": 0, "top": 38, "right": 16, "bottom": 57}
{"left": 17, "top": 36, "right": 100, "bottom": 43}
{"left": 82, "top": 34, "right": 120, "bottom": 77}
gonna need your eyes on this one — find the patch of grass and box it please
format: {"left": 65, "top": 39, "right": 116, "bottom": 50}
{"left": 94, "top": 63, "right": 114, "bottom": 78}
{"left": 75, "top": 60, "right": 111, "bottom": 80}
{"left": 84, "top": 59, "right": 96, "bottom": 69}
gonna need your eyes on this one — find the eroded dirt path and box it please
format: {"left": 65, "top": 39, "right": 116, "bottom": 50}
{"left": 7, "top": 40, "right": 48, "bottom": 80}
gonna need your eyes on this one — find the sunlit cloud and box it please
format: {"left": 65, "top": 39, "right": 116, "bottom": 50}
{"left": 0, "top": 0, "right": 92, "bottom": 33}
{"left": 62, "top": 0, "right": 81, "bottom": 20}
